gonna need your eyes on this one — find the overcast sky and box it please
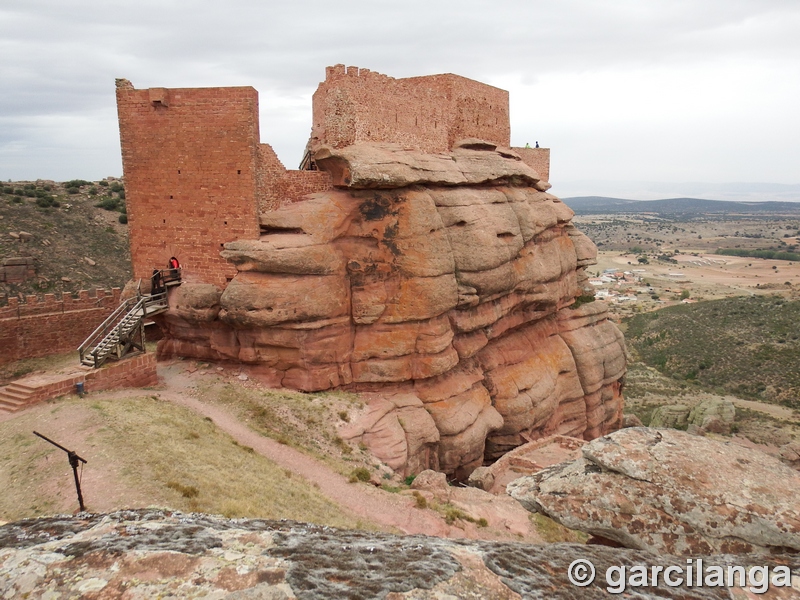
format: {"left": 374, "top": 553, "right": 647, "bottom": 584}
{"left": 2, "top": 0, "right": 799, "bottom": 200}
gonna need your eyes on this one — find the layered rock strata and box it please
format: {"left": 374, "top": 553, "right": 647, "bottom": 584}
{"left": 508, "top": 427, "right": 800, "bottom": 556}
{"left": 157, "top": 141, "right": 627, "bottom": 477}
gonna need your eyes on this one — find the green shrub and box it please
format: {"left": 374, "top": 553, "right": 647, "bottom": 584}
{"left": 67, "top": 188, "right": 79, "bottom": 195}
{"left": 96, "top": 197, "right": 121, "bottom": 211}
{"left": 36, "top": 196, "right": 60, "bottom": 208}
{"left": 110, "top": 181, "right": 124, "bottom": 193}
{"left": 23, "top": 189, "right": 35, "bottom": 197}
{"left": 349, "top": 467, "right": 371, "bottom": 483}
{"left": 13, "top": 189, "right": 23, "bottom": 196}
{"left": 64, "top": 179, "right": 91, "bottom": 188}
{"left": 119, "top": 214, "right": 128, "bottom": 224}
{"left": 98, "top": 180, "right": 109, "bottom": 187}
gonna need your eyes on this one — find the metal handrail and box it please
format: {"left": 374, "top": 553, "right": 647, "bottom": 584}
{"left": 84, "top": 296, "right": 147, "bottom": 368}
{"left": 78, "top": 296, "right": 139, "bottom": 361}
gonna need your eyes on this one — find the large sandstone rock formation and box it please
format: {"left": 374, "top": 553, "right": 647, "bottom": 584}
{"left": 157, "top": 141, "right": 627, "bottom": 478}
{"left": 2, "top": 510, "right": 797, "bottom": 599}
{"left": 508, "top": 427, "right": 800, "bottom": 556}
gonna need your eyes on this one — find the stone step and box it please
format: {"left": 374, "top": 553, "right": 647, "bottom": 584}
{"left": 0, "top": 388, "right": 31, "bottom": 402}
{"left": 0, "top": 395, "right": 30, "bottom": 413}
{"left": 5, "top": 382, "right": 37, "bottom": 394}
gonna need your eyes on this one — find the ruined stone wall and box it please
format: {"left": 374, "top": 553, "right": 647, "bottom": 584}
{"left": 0, "top": 257, "right": 36, "bottom": 284}
{"left": 0, "top": 289, "right": 121, "bottom": 365}
{"left": 116, "top": 82, "right": 261, "bottom": 288}
{"left": 311, "top": 65, "right": 510, "bottom": 153}
{"left": 255, "top": 144, "right": 286, "bottom": 212}
{"left": 257, "top": 145, "right": 333, "bottom": 212}
{"left": 275, "top": 171, "right": 333, "bottom": 205}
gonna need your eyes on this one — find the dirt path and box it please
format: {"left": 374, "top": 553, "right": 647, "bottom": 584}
{"left": 2, "top": 360, "right": 541, "bottom": 541}
{"left": 149, "top": 386, "right": 455, "bottom": 537}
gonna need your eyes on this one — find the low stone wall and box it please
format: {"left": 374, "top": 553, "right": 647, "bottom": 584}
{"left": 4, "top": 354, "right": 158, "bottom": 410}
{"left": 0, "top": 289, "right": 121, "bottom": 365}
{"left": 85, "top": 353, "right": 158, "bottom": 393}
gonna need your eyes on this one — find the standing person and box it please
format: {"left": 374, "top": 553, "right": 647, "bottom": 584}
{"left": 151, "top": 269, "right": 164, "bottom": 294}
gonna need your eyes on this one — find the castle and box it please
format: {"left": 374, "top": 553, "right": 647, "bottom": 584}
{"left": 115, "top": 65, "right": 550, "bottom": 288}
{"left": 115, "top": 66, "right": 624, "bottom": 479}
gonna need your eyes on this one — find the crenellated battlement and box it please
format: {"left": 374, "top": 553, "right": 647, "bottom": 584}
{"left": 0, "top": 288, "right": 123, "bottom": 365}
{"left": 0, "top": 288, "right": 122, "bottom": 320}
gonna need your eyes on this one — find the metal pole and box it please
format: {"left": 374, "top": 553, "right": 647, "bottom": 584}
{"left": 69, "top": 451, "right": 86, "bottom": 512}
{"left": 33, "top": 431, "right": 87, "bottom": 512}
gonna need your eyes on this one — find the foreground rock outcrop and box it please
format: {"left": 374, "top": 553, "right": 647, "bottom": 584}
{"left": 508, "top": 427, "right": 800, "bottom": 556}
{"left": 2, "top": 510, "right": 797, "bottom": 599}
{"left": 157, "top": 142, "right": 627, "bottom": 477}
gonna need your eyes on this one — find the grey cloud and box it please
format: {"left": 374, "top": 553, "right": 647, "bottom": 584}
{"left": 1, "top": 0, "right": 799, "bottom": 187}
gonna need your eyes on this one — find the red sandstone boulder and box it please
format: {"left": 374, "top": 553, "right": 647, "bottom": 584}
{"left": 313, "top": 143, "right": 543, "bottom": 189}
{"left": 339, "top": 393, "right": 440, "bottom": 476}
{"left": 159, "top": 141, "right": 627, "bottom": 478}
{"left": 219, "top": 272, "right": 349, "bottom": 327}
{"left": 220, "top": 237, "right": 345, "bottom": 275}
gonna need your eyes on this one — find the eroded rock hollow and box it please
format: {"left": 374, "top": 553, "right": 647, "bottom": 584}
{"left": 157, "top": 141, "right": 627, "bottom": 478}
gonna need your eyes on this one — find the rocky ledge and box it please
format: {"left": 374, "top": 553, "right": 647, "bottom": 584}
{"left": 508, "top": 428, "right": 800, "bottom": 557}
{"left": 2, "top": 509, "right": 798, "bottom": 599}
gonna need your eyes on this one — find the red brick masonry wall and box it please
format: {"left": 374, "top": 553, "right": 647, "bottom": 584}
{"left": 513, "top": 147, "right": 551, "bottom": 182}
{"left": 116, "top": 82, "right": 261, "bottom": 288}
{"left": 256, "top": 144, "right": 333, "bottom": 211}
{"left": 85, "top": 353, "right": 158, "bottom": 393}
{"left": 311, "top": 65, "right": 510, "bottom": 153}
{"left": 11, "top": 354, "right": 158, "bottom": 407}
{"left": 0, "top": 289, "right": 121, "bottom": 365}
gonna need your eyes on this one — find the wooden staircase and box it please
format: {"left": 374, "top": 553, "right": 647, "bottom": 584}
{"left": 79, "top": 292, "right": 169, "bottom": 369}
{"left": 0, "top": 382, "right": 37, "bottom": 413}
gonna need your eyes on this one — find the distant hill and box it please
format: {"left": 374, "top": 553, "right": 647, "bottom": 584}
{"left": 625, "top": 296, "right": 800, "bottom": 409}
{"left": 563, "top": 196, "right": 800, "bottom": 216}
{"left": 0, "top": 180, "right": 131, "bottom": 302}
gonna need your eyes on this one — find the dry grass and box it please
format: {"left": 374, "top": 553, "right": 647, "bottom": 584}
{"left": 194, "top": 378, "right": 373, "bottom": 476}
{"left": 0, "top": 350, "right": 78, "bottom": 385}
{"left": 529, "top": 513, "right": 589, "bottom": 543}
{"left": 0, "top": 394, "right": 365, "bottom": 529}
